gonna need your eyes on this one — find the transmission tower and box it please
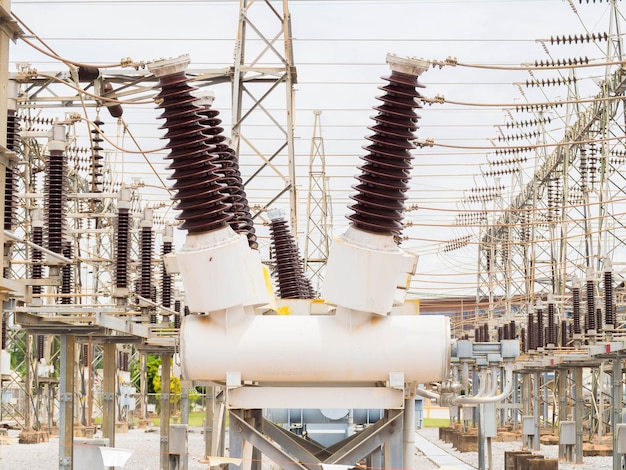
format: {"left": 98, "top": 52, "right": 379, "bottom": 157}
{"left": 303, "top": 110, "right": 331, "bottom": 294}
{"left": 475, "top": 2, "right": 626, "bottom": 316}
{"left": 231, "top": 0, "right": 299, "bottom": 235}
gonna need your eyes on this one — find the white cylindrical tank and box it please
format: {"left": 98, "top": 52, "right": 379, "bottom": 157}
{"left": 180, "top": 310, "right": 449, "bottom": 384}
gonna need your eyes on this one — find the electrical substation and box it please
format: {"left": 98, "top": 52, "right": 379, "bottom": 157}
{"left": 3, "top": 1, "right": 626, "bottom": 470}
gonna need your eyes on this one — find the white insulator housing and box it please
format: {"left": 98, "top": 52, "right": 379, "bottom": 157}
{"left": 320, "top": 226, "right": 417, "bottom": 315}
{"left": 176, "top": 226, "right": 270, "bottom": 312}
{"left": 180, "top": 308, "right": 449, "bottom": 384}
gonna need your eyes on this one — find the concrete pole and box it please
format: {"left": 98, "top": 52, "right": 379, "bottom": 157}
{"left": 512, "top": 372, "right": 519, "bottom": 430}
{"left": 205, "top": 387, "right": 213, "bottom": 459}
{"left": 102, "top": 342, "right": 116, "bottom": 447}
{"left": 58, "top": 334, "right": 75, "bottom": 470}
{"left": 181, "top": 380, "right": 190, "bottom": 470}
{"left": 160, "top": 354, "right": 172, "bottom": 470}
{"left": 403, "top": 396, "right": 416, "bottom": 470}
{"left": 533, "top": 372, "right": 540, "bottom": 451}
{"left": 140, "top": 354, "right": 148, "bottom": 420}
{"left": 558, "top": 369, "right": 568, "bottom": 459}
{"left": 574, "top": 366, "right": 584, "bottom": 464}
{"left": 613, "top": 357, "right": 622, "bottom": 470}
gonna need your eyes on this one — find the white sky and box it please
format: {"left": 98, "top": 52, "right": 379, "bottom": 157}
{"left": 7, "top": 0, "right": 621, "bottom": 299}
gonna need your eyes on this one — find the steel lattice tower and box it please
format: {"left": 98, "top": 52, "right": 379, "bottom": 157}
{"left": 303, "top": 111, "right": 331, "bottom": 293}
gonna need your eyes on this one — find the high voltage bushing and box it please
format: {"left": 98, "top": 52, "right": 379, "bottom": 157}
{"left": 528, "top": 309, "right": 536, "bottom": 351}
{"left": 61, "top": 242, "right": 72, "bottom": 305}
{"left": 586, "top": 267, "right": 596, "bottom": 332}
{"left": 521, "top": 327, "right": 527, "bottom": 353}
{"left": 161, "top": 225, "right": 173, "bottom": 310}
{"left": 148, "top": 56, "right": 232, "bottom": 234}
{"left": 139, "top": 209, "right": 155, "bottom": 321}
{"left": 550, "top": 32, "right": 609, "bottom": 45}
{"left": 114, "top": 188, "right": 131, "bottom": 291}
{"left": 561, "top": 320, "right": 568, "bottom": 348}
{"left": 195, "top": 91, "right": 259, "bottom": 250}
{"left": 31, "top": 210, "right": 44, "bottom": 297}
{"left": 604, "top": 258, "right": 615, "bottom": 328}
{"left": 82, "top": 344, "right": 89, "bottom": 368}
{"left": 37, "top": 335, "right": 44, "bottom": 361}
{"left": 45, "top": 131, "right": 67, "bottom": 255}
{"left": 572, "top": 276, "right": 582, "bottom": 334}
{"left": 536, "top": 301, "right": 545, "bottom": 349}
{"left": 5, "top": 109, "right": 19, "bottom": 232}
{"left": 174, "top": 300, "right": 181, "bottom": 329}
{"left": 547, "top": 294, "right": 556, "bottom": 346}
{"left": 347, "top": 56, "right": 425, "bottom": 235}
{"left": 268, "top": 209, "right": 314, "bottom": 299}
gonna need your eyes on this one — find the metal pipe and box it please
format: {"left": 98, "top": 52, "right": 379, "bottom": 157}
{"left": 4, "top": 230, "right": 72, "bottom": 264}
{"left": 403, "top": 395, "right": 415, "bottom": 470}
{"left": 451, "top": 364, "right": 514, "bottom": 405}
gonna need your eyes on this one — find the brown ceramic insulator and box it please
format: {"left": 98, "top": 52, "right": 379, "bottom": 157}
{"left": 155, "top": 72, "right": 231, "bottom": 234}
{"left": 586, "top": 279, "right": 596, "bottom": 331}
{"left": 90, "top": 118, "right": 104, "bottom": 194}
{"left": 547, "top": 302, "right": 555, "bottom": 345}
{"left": 32, "top": 226, "right": 43, "bottom": 295}
{"left": 37, "top": 334, "right": 45, "bottom": 361}
{"left": 269, "top": 217, "right": 313, "bottom": 299}
{"left": 572, "top": 286, "right": 581, "bottom": 334}
{"left": 482, "top": 323, "right": 489, "bottom": 342}
{"left": 509, "top": 320, "right": 516, "bottom": 340}
{"left": 527, "top": 312, "right": 535, "bottom": 351}
{"left": 196, "top": 105, "right": 258, "bottom": 248}
{"left": 521, "top": 328, "right": 527, "bottom": 353}
{"left": 474, "top": 327, "right": 481, "bottom": 343}
{"left": 115, "top": 208, "right": 130, "bottom": 289}
{"left": 561, "top": 320, "right": 568, "bottom": 348}
{"left": 536, "top": 307, "right": 544, "bottom": 348}
{"left": 347, "top": 70, "right": 424, "bottom": 235}
{"left": 122, "top": 352, "right": 129, "bottom": 372}
{"left": 140, "top": 226, "right": 152, "bottom": 299}
{"left": 61, "top": 242, "right": 72, "bottom": 305}
{"left": 78, "top": 65, "right": 100, "bottom": 82}
{"left": 161, "top": 241, "right": 172, "bottom": 308}
{"left": 5, "top": 110, "right": 19, "bottom": 231}
{"left": 1, "top": 316, "right": 5, "bottom": 349}
{"left": 82, "top": 344, "right": 89, "bottom": 368}
{"left": 596, "top": 308, "right": 602, "bottom": 333}
{"left": 604, "top": 269, "right": 614, "bottom": 328}
{"left": 497, "top": 326, "right": 503, "bottom": 341}
{"left": 45, "top": 149, "right": 67, "bottom": 254}
{"left": 174, "top": 300, "right": 181, "bottom": 329}
{"left": 103, "top": 82, "right": 123, "bottom": 119}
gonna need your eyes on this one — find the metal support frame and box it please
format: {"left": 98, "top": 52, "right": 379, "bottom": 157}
{"left": 613, "top": 356, "right": 623, "bottom": 470}
{"left": 102, "top": 342, "right": 116, "bottom": 447}
{"left": 231, "top": 0, "right": 298, "bottom": 234}
{"left": 574, "top": 366, "right": 584, "bottom": 464}
{"left": 228, "top": 407, "right": 403, "bottom": 470}
{"left": 58, "top": 334, "right": 75, "bottom": 470}
{"left": 160, "top": 353, "right": 172, "bottom": 470}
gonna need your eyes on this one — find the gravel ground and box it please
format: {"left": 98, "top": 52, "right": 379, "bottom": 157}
{"left": 0, "top": 425, "right": 617, "bottom": 469}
